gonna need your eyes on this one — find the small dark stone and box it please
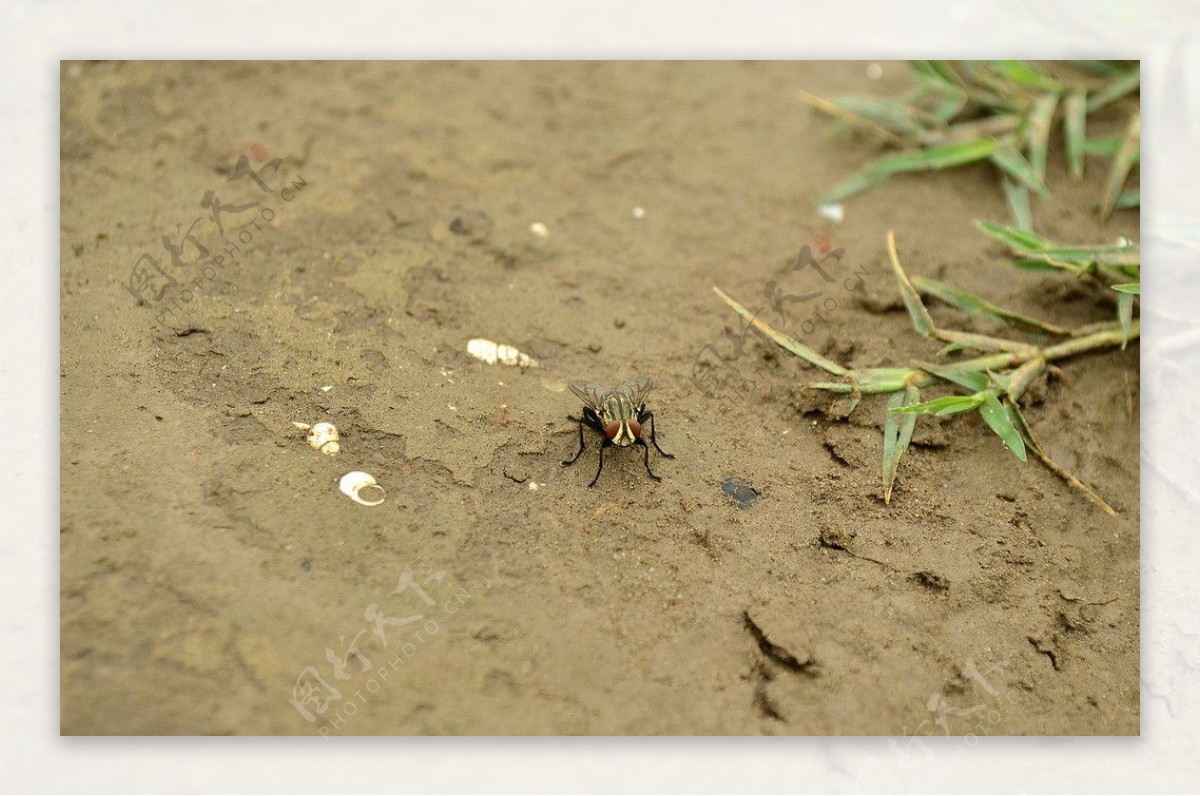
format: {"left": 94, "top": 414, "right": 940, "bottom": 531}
{"left": 722, "top": 477, "right": 760, "bottom": 509}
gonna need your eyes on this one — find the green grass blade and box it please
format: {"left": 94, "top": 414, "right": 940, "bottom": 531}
{"left": 929, "top": 93, "right": 967, "bottom": 123}
{"left": 908, "top": 60, "right": 964, "bottom": 93}
{"left": 886, "top": 230, "right": 936, "bottom": 336}
{"left": 990, "top": 141, "right": 1049, "bottom": 196}
{"left": 1085, "top": 66, "right": 1140, "bottom": 112}
{"left": 1002, "top": 178, "right": 1033, "bottom": 231}
{"left": 891, "top": 393, "right": 987, "bottom": 416}
{"left": 936, "top": 341, "right": 968, "bottom": 356}
{"left": 1099, "top": 112, "right": 1140, "bottom": 221}
{"left": 912, "top": 275, "right": 1071, "bottom": 335}
{"left": 882, "top": 384, "right": 921, "bottom": 504}
{"left": 1083, "top": 135, "right": 1121, "bottom": 156}
{"left": 918, "top": 115, "right": 1020, "bottom": 147}
{"left": 814, "top": 168, "right": 894, "bottom": 205}
{"left": 988, "top": 60, "right": 1063, "bottom": 93}
{"left": 1112, "top": 283, "right": 1140, "bottom": 295}
{"left": 976, "top": 220, "right": 1054, "bottom": 252}
{"left": 1115, "top": 188, "right": 1140, "bottom": 209}
{"left": 1026, "top": 94, "right": 1058, "bottom": 183}
{"left": 869, "top": 137, "right": 997, "bottom": 174}
{"left": 1117, "top": 292, "right": 1135, "bottom": 349}
{"left": 712, "top": 287, "right": 848, "bottom": 376}
{"left": 912, "top": 360, "right": 991, "bottom": 392}
{"left": 824, "top": 94, "right": 933, "bottom": 139}
{"left": 1064, "top": 89, "right": 1087, "bottom": 180}
{"left": 979, "top": 393, "right": 1027, "bottom": 461}
{"left": 798, "top": 89, "right": 906, "bottom": 145}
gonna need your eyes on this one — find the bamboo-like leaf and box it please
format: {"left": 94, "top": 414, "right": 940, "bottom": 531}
{"left": 1002, "top": 178, "right": 1033, "bottom": 232}
{"left": 913, "top": 360, "right": 991, "bottom": 392}
{"left": 1063, "top": 89, "right": 1087, "bottom": 180}
{"left": 882, "top": 384, "right": 921, "bottom": 504}
{"left": 913, "top": 275, "right": 1070, "bottom": 335}
{"left": 1117, "top": 292, "right": 1135, "bottom": 349}
{"left": 1112, "top": 283, "right": 1140, "bottom": 294}
{"left": 891, "top": 393, "right": 987, "bottom": 416}
{"left": 1085, "top": 66, "right": 1140, "bottom": 112}
{"left": 886, "top": 230, "right": 936, "bottom": 337}
{"left": 1026, "top": 94, "right": 1058, "bottom": 183}
{"left": 869, "top": 138, "right": 998, "bottom": 175}
{"left": 979, "top": 393, "right": 1027, "bottom": 461}
{"left": 1100, "top": 112, "right": 1140, "bottom": 221}
{"left": 814, "top": 168, "right": 895, "bottom": 205}
{"left": 990, "top": 141, "right": 1049, "bottom": 196}
{"left": 711, "top": 287, "right": 848, "bottom": 376}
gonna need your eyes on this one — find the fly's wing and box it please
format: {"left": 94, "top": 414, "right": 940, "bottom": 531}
{"left": 568, "top": 381, "right": 613, "bottom": 413}
{"left": 618, "top": 375, "right": 654, "bottom": 409}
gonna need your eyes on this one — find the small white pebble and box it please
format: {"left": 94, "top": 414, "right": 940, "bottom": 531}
{"left": 530, "top": 222, "right": 549, "bottom": 238}
{"left": 528, "top": 482, "right": 542, "bottom": 491}
{"left": 632, "top": 206, "right": 646, "bottom": 219}
{"left": 321, "top": 385, "right": 333, "bottom": 392}
{"left": 867, "top": 63, "right": 883, "bottom": 80}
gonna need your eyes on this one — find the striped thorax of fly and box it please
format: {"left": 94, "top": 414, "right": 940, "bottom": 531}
{"left": 569, "top": 377, "right": 650, "bottom": 447}
{"left": 562, "top": 376, "right": 675, "bottom": 487}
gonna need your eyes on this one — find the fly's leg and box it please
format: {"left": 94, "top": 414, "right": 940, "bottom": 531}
{"left": 638, "top": 438, "right": 662, "bottom": 481}
{"left": 588, "top": 440, "right": 610, "bottom": 487}
{"left": 561, "top": 415, "right": 587, "bottom": 466}
{"left": 641, "top": 410, "right": 675, "bottom": 459}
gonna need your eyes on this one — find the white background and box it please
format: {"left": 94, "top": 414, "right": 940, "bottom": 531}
{"left": 2, "top": 0, "right": 1198, "bottom": 792}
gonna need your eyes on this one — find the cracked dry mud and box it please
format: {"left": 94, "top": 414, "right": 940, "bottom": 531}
{"left": 61, "top": 61, "right": 1138, "bottom": 735}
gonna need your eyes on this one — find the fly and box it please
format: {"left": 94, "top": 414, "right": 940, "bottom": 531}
{"left": 561, "top": 375, "right": 675, "bottom": 487}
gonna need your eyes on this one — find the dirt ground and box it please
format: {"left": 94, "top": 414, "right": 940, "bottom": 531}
{"left": 59, "top": 61, "right": 1139, "bottom": 736}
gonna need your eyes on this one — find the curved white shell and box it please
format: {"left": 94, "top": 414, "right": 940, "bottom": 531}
{"left": 307, "top": 422, "right": 340, "bottom": 455}
{"left": 339, "top": 471, "right": 385, "bottom": 506}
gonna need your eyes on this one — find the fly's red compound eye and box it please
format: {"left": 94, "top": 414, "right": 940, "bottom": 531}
{"left": 604, "top": 421, "right": 621, "bottom": 440}
{"left": 629, "top": 419, "right": 643, "bottom": 438}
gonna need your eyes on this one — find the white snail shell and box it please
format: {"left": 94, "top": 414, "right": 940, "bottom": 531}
{"left": 339, "top": 471, "right": 385, "bottom": 506}
{"left": 467, "top": 338, "right": 538, "bottom": 368}
{"left": 307, "top": 422, "right": 340, "bottom": 455}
